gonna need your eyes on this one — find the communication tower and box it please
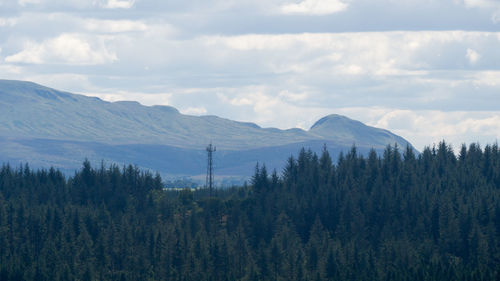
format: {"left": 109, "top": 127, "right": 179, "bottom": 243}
{"left": 206, "top": 143, "right": 216, "bottom": 196}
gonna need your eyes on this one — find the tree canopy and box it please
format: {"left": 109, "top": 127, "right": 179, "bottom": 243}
{"left": 0, "top": 142, "right": 499, "bottom": 280}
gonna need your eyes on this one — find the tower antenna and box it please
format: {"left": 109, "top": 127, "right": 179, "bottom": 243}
{"left": 206, "top": 143, "right": 216, "bottom": 197}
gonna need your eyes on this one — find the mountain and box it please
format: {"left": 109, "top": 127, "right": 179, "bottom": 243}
{"left": 309, "top": 114, "right": 410, "bottom": 148}
{"left": 0, "top": 79, "right": 414, "bottom": 182}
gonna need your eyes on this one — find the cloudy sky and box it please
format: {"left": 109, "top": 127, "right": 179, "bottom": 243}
{"left": 1, "top": 0, "right": 500, "bottom": 150}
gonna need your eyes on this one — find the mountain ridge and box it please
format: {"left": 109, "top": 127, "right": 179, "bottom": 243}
{"left": 0, "top": 79, "right": 414, "bottom": 180}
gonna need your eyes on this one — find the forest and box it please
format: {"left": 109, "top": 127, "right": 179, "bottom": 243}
{"left": 0, "top": 142, "right": 499, "bottom": 280}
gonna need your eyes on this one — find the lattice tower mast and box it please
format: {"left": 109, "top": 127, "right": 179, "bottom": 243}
{"left": 206, "top": 143, "right": 216, "bottom": 197}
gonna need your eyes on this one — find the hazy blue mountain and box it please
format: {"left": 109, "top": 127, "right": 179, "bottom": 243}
{"left": 309, "top": 114, "right": 410, "bottom": 147}
{"left": 0, "top": 80, "right": 414, "bottom": 183}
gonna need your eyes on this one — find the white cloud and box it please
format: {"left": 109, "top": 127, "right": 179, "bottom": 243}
{"left": 205, "top": 34, "right": 296, "bottom": 51}
{"left": 0, "top": 17, "right": 18, "bottom": 27}
{"left": 24, "top": 73, "right": 94, "bottom": 92}
{"left": 0, "top": 64, "right": 23, "bottom": 75}
{"left": 5, "top": 33, "right": 117, "bottom": 65}
{"left": 280, "top": 0, "right": 348, "bottom": 15}
{"left": 103, "top": 0, "right": 135, "bottom": 9}
{"left": 466, "top": 48, "right": 480, "bottom": 64}
{"left": 336, "top": 64, "right": 365, "bottom": 75}
{"left": 210, "top": 86, "right": 331, "bottom": 129}
{"left": 85, "top": 91, "right": 172, "bottom": 107}
{"left": 207, "top": 31, "right": 499, "bottom": 80}
{"left": 471, "top": 71, "right": 500, "bottom": 86}
{"left": 181, "top": 106, "right": 208, "bottom": 115}
{"left": 18, "top": 0, "right": 41, "bottom": 6}
{"left": 83, "top": 19, "right": 147, "bottom": 33}
{"left": 463, "top": 0, "right": 498, "bottom": 9}
{"left": 334, "top": 107, "right": 500, "bottom": 150}
{"left": 278, "top": 90, "right": 309, "bottom": 102}
{"left": 229, "top": 96, "right": 254, "bottom": 106}
{"left": 462, "top": 0, "right": 500, "bottom": 23}
{"left": 493, "top": 12, "right": 500, "bottom": 23}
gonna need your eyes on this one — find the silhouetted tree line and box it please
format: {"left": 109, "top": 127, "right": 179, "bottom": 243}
{"left": 0, "top": 142, "right": 499, "bottom": 280}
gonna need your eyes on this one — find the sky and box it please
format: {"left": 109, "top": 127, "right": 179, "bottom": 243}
{"left": 1, "top": 0, "right": 500, "bottom": 151}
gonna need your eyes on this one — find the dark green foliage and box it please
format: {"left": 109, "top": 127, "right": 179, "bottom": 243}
{"left": 0, "top": 141, "right": 499, "bottom": 280}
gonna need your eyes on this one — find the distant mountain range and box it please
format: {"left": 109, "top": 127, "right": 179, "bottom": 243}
{"left": 0, "top": 80, "right": 413, "bottom": 183}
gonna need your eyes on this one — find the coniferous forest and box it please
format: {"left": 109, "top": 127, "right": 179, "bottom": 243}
{"left": 1, "top": 142, "right": 500, "bottom": 280}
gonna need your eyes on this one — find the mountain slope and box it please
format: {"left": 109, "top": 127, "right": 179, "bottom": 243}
{"left": 0, "top": 80, "right": 414, "bottom": 180}
{"left": 309, "top": 114, "right": 409, "bottom": 147}
{"left": 0, "top": 80, "right": 313, "bottom": 149}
